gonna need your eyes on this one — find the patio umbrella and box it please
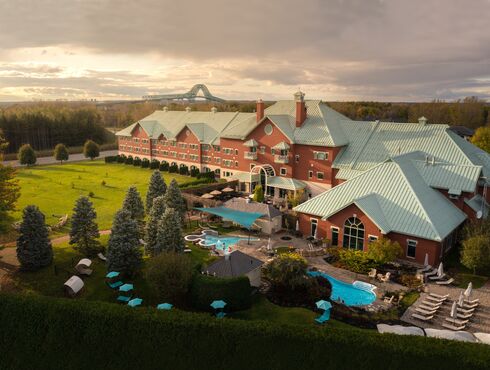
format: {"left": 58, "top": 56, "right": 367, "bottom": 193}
{"left": 464, "top": 282, "right": 473, "bottom": 299}
{"left": 316, "top": 300, "right": 332, "bottom": 311}
{"left": 437, "top": 262, "right": 444, "bottom": 278}
{"left": 449, "top": 301, "right": 457, "bottom": 323}
{"left": 267, "top": 237, "right": 272, "bottom": 251}
{"left": 201, "top": 193, "right": 214, "bottom": 199}
{"left": 314, "top": 227, "right": 318, "bottom": 240}
{"left": 222, "top": 187, "right": 234, "bottom": 192}
{"left": 458, "top": 291, "right": 465, "bottom": 307}
{"left": 128, "top": 298, "right": 143, "bottom": 307}
{"left": 210, "top": 190, "right": 222, "bottom": 196}
{"left": 423, "top": 253, "right": 429, "bottom": 267}
{"left": 157, "top": 303, "right": 173, "bottom": 310}
{"left": 106, "top": 271, "right": 120, "bottom": 279}
{"left": 296, "top": 220, "right": 300, "bottom": 232}
{"left": 210, "top": 300, "right": 227, "bottom": 310}
{"left": 119, "top": 283, "right": 134, "bottom": 292}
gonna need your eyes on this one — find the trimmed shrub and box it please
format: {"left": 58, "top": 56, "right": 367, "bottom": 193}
{"left": 104, "top": 155, "right": 117, "bottom": 163}
{"left": 141, "top": 158, "right": 150, "bottom": 168}
{"left": 338, "top": 249, "right": 377, "bottom": 274}
{"left": 159, "top": 161, "right": 169, "bottom": 171}
{"left": 133, "top": 157, "right": 142, "bottom": 166}
{"left": 168, "top": 164, "right": 178, "bottom": 173}
{"left": 83, "top": 140, "right": 100, "bottom": 160}
{"left": 190, "top": 274, "right": 252, "bottom": 311}
{"left": 196, "top": 171, "right": 215, "bottom": 180}
{"left": 0, "top": 294, "right": 489, "bottom": 370}
{"left": 179, "top": 165, "right": 189, "bottom": 175}
{"left": 117, "top": 154, "right": 126, "bottom": 163}
{"left": 150, "top": 159, "right": 160, "bottom": 169}
{"left": 18, "top": 144, "right": 37, "bottom": 166}
{"left": 125, "top": 155, "right": 133, "bottom": 165}
{"left": 190, "top": 168, "right": 200, "bottom": 177}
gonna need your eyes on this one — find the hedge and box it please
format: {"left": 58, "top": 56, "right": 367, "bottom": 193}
{"left": 190, "top": 274, "right": 253, "bottom": 311}
{"left": 0, "top": 293, "right": 489, "bottom": 370}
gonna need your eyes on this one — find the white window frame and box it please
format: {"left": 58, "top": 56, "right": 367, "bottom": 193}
{"left": 310, "top": 218, "right": 318, "bottom": 237}
{"left": 406, "top": 239, "right": 417, "bottom": 259}
{"left": 331, "top": 226, "right": 339, "bottom": 246}
{"left": 308, "top": 170, "right": 313, "bottom": 179}
{"left": 368, "top": 235, "right": 378, "bottom": 243}
{"left": 317, "top": 172, "right": 324, "bottom": 180}
{"left": 280, "top": 167, "right": 287, "bottom": 176}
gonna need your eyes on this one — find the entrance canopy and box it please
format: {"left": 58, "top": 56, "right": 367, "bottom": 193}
{"left": 195, "top": 207, "right": 265, "bottom": 229}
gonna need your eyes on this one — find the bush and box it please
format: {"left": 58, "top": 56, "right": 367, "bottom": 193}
{"left": 366, "top": 238, "right": 403, "bottom": 264}
{"left": 133, "top": 157, "right": 142, "bottom": 166}
{"left": 125, "top": 156, "right": 134, "bottom": 165}
{"left": 83, "top": 140, "right": 100, "bottom": 160}
{"left": 145, "top": 253, "right": 194, "bottom": 304}
{"left": 190, "top": 168, "right": 200, "bottom": 177}
{"left": 104, "top": 155, "right": 117, "bottom": 163}
{"left": 141, "top": 158, "right": 150, "bottom": 168}
{"left": 88, "top": 191, "right": 95, "bottom": 198}
{"left": 150, "top": 159, "right": 160, "bottom": 169}
{"left": 0, "top": 294, "right": 489, "bottom": 370}
{"left": 179, "top": 165, "right": 189, "bottom": 175}
{"left": 178, "top": 178, "right": 215, "bottom": 189}
{"left": 253, "top": 185, "right": 264, "bottom": 202}
{"left": 168, "top": 164, "right": 178, "bottom": 173}
{"left": 338, "top": 249, "right": 377, "bottom": 274}
{"left": 117, "top": 154, "right": 126, "bottom": 163}
{"left": 159, "top": 161, "right": 169, "bottom": 171}
{"left": 196, "top": 171, "right": 215, "bottom": 180}
{"left": 18, "top": 144, "right": 36, "bottom": 166}
{"left": 190, "top": 274, "right": 252, "bottom": 311}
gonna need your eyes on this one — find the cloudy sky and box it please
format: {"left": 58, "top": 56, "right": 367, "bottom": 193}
{"left": 0, "top": 0, "right": 489, "bottom": 102}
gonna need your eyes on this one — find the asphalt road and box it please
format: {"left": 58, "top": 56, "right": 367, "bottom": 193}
{"left": 2, "top": 150, "right": 119, "bottom": 168}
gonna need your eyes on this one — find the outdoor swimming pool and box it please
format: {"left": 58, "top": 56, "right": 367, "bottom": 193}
{"left": 198, "top": 235, "right": 258, "bottom": 251}
{"left": 307, "top": 271, "right": 376, "bottom": 306}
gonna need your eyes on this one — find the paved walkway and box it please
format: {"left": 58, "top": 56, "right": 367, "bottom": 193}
{"left": 2, "top": 150, "right": 118, "bottom": 168}
{"left": 401, "top": 283, "right": 490, "bottom": 333}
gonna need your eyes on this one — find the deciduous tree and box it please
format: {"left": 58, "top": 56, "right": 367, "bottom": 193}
{"left": 471, "top": 126, "right": 490, "bottom": 153}
{"left": 53, "top": 143, "right": 69, "bottom": 163}
{"left": 18, "top": 144, "right": 36, "bottom": 166}
{"left": 461, "top": 235, "right": 490, "bottom": 274}
{"left": 83, "top": 140, "right": 100, "bottom": 160}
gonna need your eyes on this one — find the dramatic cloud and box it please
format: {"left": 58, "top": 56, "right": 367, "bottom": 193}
{"left": 0, "top": 0, "right": 489, "bottom": 101}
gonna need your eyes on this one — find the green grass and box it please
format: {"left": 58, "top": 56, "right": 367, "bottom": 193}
{"left": 454, "top": 273, "right": 488, "bottom": 289}
{"left": 443, "top": 244, "right": 489, "bottom": 288}
{"left": 399, "top": 291, "right": 420, "bottom": 311}
{"left": 13, "top": 160, "right": 191, "bottom": 230}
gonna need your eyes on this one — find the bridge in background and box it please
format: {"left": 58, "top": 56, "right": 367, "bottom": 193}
{"left": 142, "top": 84, "right": 226, "bottom": 103}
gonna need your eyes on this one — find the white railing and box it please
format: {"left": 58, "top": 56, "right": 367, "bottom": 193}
{"left": 274, "top": 154, "right": 289, "bottom": 164}
{"left": 244, "top": 151, "right": 258, "bottom": 160}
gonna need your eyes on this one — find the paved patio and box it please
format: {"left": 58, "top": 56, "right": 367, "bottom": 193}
{"left": 401, "top": 283, "right": 490, "bottom": 333}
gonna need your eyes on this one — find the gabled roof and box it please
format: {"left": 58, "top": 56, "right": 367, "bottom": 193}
{"left": 267, "top": 176, "right": 306, "bottom": 191}
{"left": 224, "top": 197, "right": 282, "bottom": 219}
{"left": 294, "top": 152, "right": 467, "bottom": 241}
{"left": 202, "top": 250, "right": 264, "bottom": 278}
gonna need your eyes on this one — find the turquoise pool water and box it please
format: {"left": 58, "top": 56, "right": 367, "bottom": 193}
{"left": 200, "top": 235, "right": 255, "bottom": 251}
{"left": 308, "top": 271, "right": 376, "bottom": 306}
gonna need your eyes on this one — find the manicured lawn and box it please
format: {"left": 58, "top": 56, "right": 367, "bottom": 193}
{"left": 444, "top": 243, "right": 489, "bottom": 288}
{"left": 13, "top": 160, "right": 191, "bottom": 230}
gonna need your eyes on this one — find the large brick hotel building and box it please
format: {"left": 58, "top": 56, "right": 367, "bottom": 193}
{"left": 117, "top": 91, "right": 490, "bottom": 265}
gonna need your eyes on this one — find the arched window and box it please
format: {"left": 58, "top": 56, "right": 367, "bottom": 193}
{"left": 343, "top": 217, "right": 364, "bottom": 250}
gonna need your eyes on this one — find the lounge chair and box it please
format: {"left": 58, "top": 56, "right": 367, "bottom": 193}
{"left": 421, "top": 300, "right": 442, "bottom": 308}
{"left": 412, "top": 313, "right": 434, "bottom": 321}
{"left": 464, "top": 298, "right": 480, "bottom": 305}
{"left": 442, "top": 322, "right": 466, "bottom": 331}
{"left": 429, "top": 273, "right": 446, "bottom": 281}
{"left": 457, "top": 312, "right": 473, "bottom": 320}
{"left": 457, "top": 307, "right": 475, "bottom": 315}
{"left": 117, "top": 295, "right": 131, "bottom": 303}
{"left": 436, "top": 278, "right": 454, "bottom": 285}
{"left": 415, "top": 307, "right": 438, "bottom": 316}
{"left": 424, "top": 268, "right": 438, "bottom": 277}
{"left": 429, "top": 293, "right": 449, "bottom": 300}
{"left": 426, "top": 295, "right": 448, "bottom": 303}
{"left": 379, "top": 272, "right": 391, "bottom": 283}
{"left": 445, "top": 317, "right": 469, "bottom": 326}
{"left": 417, "top": 265, "right": 432, "bottom": 274}
{"left": 383, "top": 295, "right": 394, "bottom": 304}
{"left": 418, "top": 304, "right": 440, "bottom": 312}
{"left": 97, "top": 253, "right": 107, "bottom": 262}
{"left": 108, "top": 280, "right": 123, "bottom": 289}
{"left": 462, "top": 301, "right": 479, "bottom": 309}
{"left": 368, "top": 269, "right": 377, "bottom": 279}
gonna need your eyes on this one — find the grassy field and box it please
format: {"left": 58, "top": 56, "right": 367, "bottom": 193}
{"left": 12, "top": 160, "right": 191, "bottom": 230}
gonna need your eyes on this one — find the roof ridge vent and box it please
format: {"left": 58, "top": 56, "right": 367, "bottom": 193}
{"left": 418, "top": 116, "right": 428, "bottom": 125}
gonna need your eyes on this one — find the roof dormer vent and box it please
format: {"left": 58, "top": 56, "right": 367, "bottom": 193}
{"left": 185, "top": 107, "right": 191, "bottom": 113}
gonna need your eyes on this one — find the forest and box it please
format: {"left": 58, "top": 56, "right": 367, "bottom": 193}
{"left": 0, "top": 97, "right": 488, "bottom": 154}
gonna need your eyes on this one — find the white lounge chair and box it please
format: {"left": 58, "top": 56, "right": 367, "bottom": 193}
{"left": 419, "top": 304, "right": 440, "bottom": 312}
{"left": 457, "top": 311, "right": 473, "bottom": 320}
{"left": 436, "top": 278, "right": 454, "bottom": 285}
{"left": 429, "top": 293, "right": 449, "bottom": 300}
{"left": 368, "top": 269, "right": 377, "bottom": 279}
{"left": 462, "top": 301, "right": 479, "bottom": 309}
{"left": 412, "top": 313, "right": 434, "bottom": 321}
{"left": 424, "top": 268, "right": 438, "bottom": 277}
{"left": 457, "top": 307, "right": 475, "bottom": 315}
{"left": 421, "top": 299, "right": 442, "bottom": 307}
{"left": 416, "top": 307, "right": 438, "bottom": 315}
{"left": 464, "top": 298, "right": 479, "bottom": 305}
{"left": 442, "top": 322, "right": 466, "bottom": 331}
{"left": 426, "top": 296, "right": 448, "bottom": 303}
{"left": 445, "top": 317, "right": 469, "bottom": 326}
{"left": 379, "top": 272, "right": 391, "bottom": 283}
{"left": 429, "top": 273, "right": 447, "bottom": 281}
{"left": 98, "top": 253, "right": 107, "bottom": 261}
{"left": 417, "top": 265, "right": 432, "bottom": 274}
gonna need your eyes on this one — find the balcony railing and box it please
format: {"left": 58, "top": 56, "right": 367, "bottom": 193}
{"left": 244, "top": 151, "right": 258, "bottom": 160}
{"left": 274, "top": 154, "right": 289, "bottom": 164}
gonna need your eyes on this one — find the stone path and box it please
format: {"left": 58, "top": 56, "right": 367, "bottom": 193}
{"left": 401, "top": 283, "right": 490, "bottom": 333}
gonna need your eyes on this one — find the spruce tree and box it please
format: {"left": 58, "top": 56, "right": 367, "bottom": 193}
{"left": 146, "top": 170, "right": 167, "bottom": 212}
{"left": 107, "top": 209, "right": 142, "bottom": 276}
{"left": 163, "top": 179, "right": 186, "bottom": 222}
{"left": 16, "top": 205, "right": 53, "bottom": 270}
{"left": 155, "top": 208, "right": 185, "bottom": 254}
{"left": 145, "top": 196, "right": 166, "bottom": 256}
{"left": 69, "top": 196, "right": 101, "bottom": 257}
{"left": 122, "top": 186, "right": 145, "bottom": 220}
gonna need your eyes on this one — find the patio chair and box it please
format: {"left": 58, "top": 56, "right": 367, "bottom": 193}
{"left": 415, "top": 307, "right": 438, "bottom": 316}
{"left": 436, "top": 278, "right": 454, "bottom": 285}
{"left": 97, "top": 253, "right": 107, "bottom": 262}
{"left": 442, "top": 322, "right": 466, "bottom": 331}
{"left": 368, "top": 269, "right": 377, "bottom": 279}
{"left": 383, "top": 295, "right": 394, "bottom": 304}
{"left": 379, "top": 272, "right": 391, "bottom": 283}
{"left": 429, "top": 293, "right": 449, "bottom": 300}
{"left": 428, "top": 273, "right": 446, "bottom": 281}
{"left": 412, "top": 313, "right": 434, "bottom": 321}
{"left": 117, "top": 295, "right": 131, "bottom": 303}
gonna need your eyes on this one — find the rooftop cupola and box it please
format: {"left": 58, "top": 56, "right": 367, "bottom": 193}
{"left": 256, "top": 98, "right": 264, "bottom": 122}
{"left": 418, "top": 116, "right": 428, "bottom": 125}
{"left": 294, "top": 90, "right": 306, "bottom": 127}
{"left": 211, "top": 107, "right": 218, "bottom": 113}
{"left": 185, "top": 106, "right": 191, "bottom": 113}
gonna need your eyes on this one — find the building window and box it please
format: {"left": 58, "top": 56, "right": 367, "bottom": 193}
{"left": 343, "top": 217, "right": 364, "bottom": 250}
{"left": 317, "top": 172, "right": 324, "bottom": 180}
{"left": 271, "top": 148, "right": 275, "bottom": 155}
{"left": 250, "top": 164, "right": 255, "bottom": 170}
{"left": 235, "top": 149, "right": 239, "bottom": 155}
{"left": 310, "top": 218, "right": 318, "bottom": 238}
{"left": 260, "top": 146, "right": 265, "bottom": 154}
{"left": 308, "top": 170, "right": 313, "bottom": 179}
{"left": 313, "top": 151, "right": 328, "bottom": 160}
{"left": 213, "top": 145, "right": 220, "bottom": 152}
{"left": 368, "top": 235, "right": 378, "bottom": 243}
{"left": 264, "top": 124, "right": 273, "bottom": 135}
{"left": 295, "top": 154, "right": 300, "bottom": 163}
{"left": 407, "top": 239, "right": 417, "bottom": 258}
{"left": 280, "top": 168, "right": 287, "bottom": 176}
{"left": 331, "top": 227, "right": 339, "bottom": 246}
{"left": 235, "top": 161, "right": 239, "bottom": 167}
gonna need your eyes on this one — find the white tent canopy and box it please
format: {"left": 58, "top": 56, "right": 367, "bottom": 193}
{"left": 77, "top": 258, "right": 92, "bottom": 268}
{"left": 377, "top": 324, "right": 424, "bottom": 336}
{"left": 64, "top": 275, "right": 84, "bottom": 296}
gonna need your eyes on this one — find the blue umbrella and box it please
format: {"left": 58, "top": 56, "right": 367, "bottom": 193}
{"left": 106, "top": 271, "right": 120, "bottom": 279}
{"left": 157, "top": 303, "right": 173, "bottom": 310}
{"left": 210, "top": 300, "right": 227, "bottom": 309}
{"left": 316, "top": 300, "right": 332, "bottom": 311}
{"left": 128, "top": 298, "right": 143, "bottom": 307}
{"left": 119, "top": 283, "right": 134, "bottom": 292}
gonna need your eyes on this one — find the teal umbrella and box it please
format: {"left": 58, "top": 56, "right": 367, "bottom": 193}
{"left": 119, "top": 283, "right": 134, "bottom": 292}
{"left": 106, "top": 271, "right": 120, "bottom": 279}
{"left": 210, "top": 300, "right": 227, "bottom": 309}
{"left": 316, "top": 300, "right": 332, "bottom": 311}
{"left": 128, "top": 298, "right": 143, "bottom": 307}
{"left": 157, "top": 303, "right": 173, "bottom": 310}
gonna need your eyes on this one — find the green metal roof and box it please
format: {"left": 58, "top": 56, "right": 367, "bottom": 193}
{"left": 243, "top": 139, "right": 258, "bottom": 147}
{"left": 267, "top": 176, "right": 306, "bottom": 191}
{"left": 294, "top": 153, "right": 467, "bottom": 241}
{"left": 272, "top": 141, "right": 290, "bottom": 150}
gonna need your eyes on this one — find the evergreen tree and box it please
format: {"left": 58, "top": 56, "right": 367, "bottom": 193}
{"left": 155, "top": 208, "right": 184, "bottom": 254}
{"left": 69, "top": 196, "right": 101, "bottom": 257}
{"left": 145, "top": 196, "right": 166, "bottom": 256}
{"left": 163, "top": 179, "right": 186, "bottom": 222}
{"left": 0, "top": 133, "right": 19, "bottom": 232}
{"left": 146, "top": 170, "right": 167, "bottom": 211}
{"left": 16, "top": 205, "right": 53, "bottom": 270}
{"left": 83, "top": 140, "right": 100, "bottom": 160}
{"left": 54, "top": 143, "right": 69, "bottom": 163}
{"left": 122, "top": 186, "right": 145, "bottom": 220}
{"left": 107, "top": 209, "right": 142, "bottom": 276}
{"left": 18, "top": 144, "right": 36, "bottom": 166}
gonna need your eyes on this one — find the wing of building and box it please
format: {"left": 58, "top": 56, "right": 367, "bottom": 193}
{"left": 116, "top": 91, "right": 490, "bottom": 265}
